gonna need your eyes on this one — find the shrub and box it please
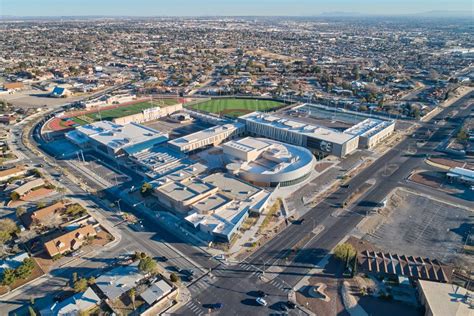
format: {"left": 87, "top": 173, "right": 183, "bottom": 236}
{"left": 73, "top": 278, "right": 88, "bottom": 293}
{"left": 170, "top": 273, "right": 179, "bottom": 283}
{"left": 140, "top": 182, "right": 153, "bottom": 196}
{"left": 10, "top": 191, "right": 20, "bottom": 201}
{"left": 138, "top": 256, "right": 157, "bottom": 274}
{"left": 334, "top": 243, "right": 356, "bottom": 263}
{"left": 1, "top": 268, "right": 17, "bottom": 286}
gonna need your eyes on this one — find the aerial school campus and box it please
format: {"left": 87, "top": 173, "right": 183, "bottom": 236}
{"left": 0, "top": 9, "right": 473, "bottom": 316}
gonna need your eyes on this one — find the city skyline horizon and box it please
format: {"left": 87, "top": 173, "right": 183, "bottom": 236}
{"left": 1, "top": 0, "right": 473, "bottom": 17}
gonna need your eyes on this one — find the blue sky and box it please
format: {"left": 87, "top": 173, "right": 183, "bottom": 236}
{"left": 1, "top": 0, "right": 472, "bottom": 16}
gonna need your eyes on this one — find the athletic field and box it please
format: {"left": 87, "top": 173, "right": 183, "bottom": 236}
{"left": 189, "top": 98, "right": 284, "bottom": 117}
{"left": 71, "top": 99, "right": 178, "bottom": 124}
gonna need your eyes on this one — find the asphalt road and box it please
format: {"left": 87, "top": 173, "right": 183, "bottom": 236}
{"left": 177, "top": 92, "right": 473, "bottom": 315}
{"left": 2, "top": 112, "right": 218, "bottom": 315}
{"left": 5, "top": 91, "right": 471, "bottom": 315}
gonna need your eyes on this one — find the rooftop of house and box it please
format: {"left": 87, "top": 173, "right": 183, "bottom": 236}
{"left": 14, "top": 178, "right": 45, "bottom": 196}
{"left": 95, "top": 263, "right": 145, "bottom": 301}
{"left": 0, "top": 165, "right": 26, "bottom": 179}
{"left": 140, "top": 279, "right": 173, "bottom": 306}
{"left": 44, "top": 224, "right": 96, "bottom": 257}
{"left": 40, "top": 287, "right": 100, "bottom": 316}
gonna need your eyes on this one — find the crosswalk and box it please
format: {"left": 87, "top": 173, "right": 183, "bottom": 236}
{"left": 239, "top": 262, "right": 291, "bottom": 292}
{"left": 238, "top": 262, "right": 261, "bottom": 277}
{"left": 268, "top": 278, "right": 291, "bottom": 292}
{"left": 184, "top": 300, "right": 205, "bottom": 316}
{"left": 188, "top": 278, "right": 210, "bottom": 295}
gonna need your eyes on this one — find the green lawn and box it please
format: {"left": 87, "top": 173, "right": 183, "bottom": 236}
{"left": 189, "top": 98, "right": 284, "bottom": 117}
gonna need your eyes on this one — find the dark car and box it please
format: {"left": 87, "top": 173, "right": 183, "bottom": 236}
{"left": 182, "top": 269, "right": 195, "bottom": 276}
{"left": 287, "top": 301, "right": 296, "bottom": 309}
{"left": 156, "top": 256, "right": 168, "bottom": 262}
{"left": 256, "top": 290, "right": 266, "bottom": 297}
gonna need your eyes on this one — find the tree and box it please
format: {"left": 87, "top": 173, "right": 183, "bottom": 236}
{"left": 15, "top": 258, "right": 35, "bottom": 279}
{"left": 0, "top": 218, "right": 18, "bottom": 245}
{"left": 10, "top": 191, "right": 20, "bottom": 201}
{"left": 87, "top": 276, "right": 96, "bottom": 285}
{"left": 65, "top": 204, "right": 85, "bottom": 217}
{"left": 1, "top": 268, "right": 17, "bottom": 286}
{"left": 334, "top": 243, "right": 356, "bottom": 263}
{"left": 457, "top": 129, "right": 469, "bottom": 143}
{"left": 16, "top": 207, "right": 26, "bottom": 219}
{"left": 30, "top": 169, "right": 42, "bottom": 178}
{"left": 138, "top": 256, "right": 157, "bottom": 274}
{"left": 140, "top": 182, "right": 153, "bottom": 196}
{"left": 169, "top": 273, "right": 179, "bottom": 283}
{"left": 73, "top": 278, "right": 88, "bottom": 293}
{"left": 129, "top": 288, "right": 136, "bottom": 310}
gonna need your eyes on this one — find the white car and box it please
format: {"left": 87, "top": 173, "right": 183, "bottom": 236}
{"left": 256, "top": 297, "right": 267, "bottom": 306}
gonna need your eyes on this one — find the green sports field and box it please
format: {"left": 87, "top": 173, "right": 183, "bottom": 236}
{"left": 83, "top": 99, "right": 179, "bottom": 121}
{"left": 189, "top": 98, "right": 284, "bottom": 117}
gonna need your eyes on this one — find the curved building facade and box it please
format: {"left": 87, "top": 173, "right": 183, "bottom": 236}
{"left": 223, "top": 137, "right": 316, "bottom": 187}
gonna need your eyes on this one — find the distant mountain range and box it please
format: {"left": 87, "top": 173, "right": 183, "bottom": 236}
{"left": 319, "top": 10, "right": 473, "bottom": 18}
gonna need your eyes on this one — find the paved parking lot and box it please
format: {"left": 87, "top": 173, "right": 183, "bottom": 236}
{"left": 363, "top": 190, "right": 473, "bottom": 266}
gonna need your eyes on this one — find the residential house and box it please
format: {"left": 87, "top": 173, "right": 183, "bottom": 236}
{"left": 0, "top": 166, "right": 26, "bottom": 182}
{"left": 44, "top": 224, "right": 96, "bottom": 257}
{"left": 25, "top": 201, "right": 66, "bottom": 228}
{"left": 40, "top": 287, "right": 101, "bottom": 316}
{"left": 13, "top": 178, "right": 45, "bottom": 198}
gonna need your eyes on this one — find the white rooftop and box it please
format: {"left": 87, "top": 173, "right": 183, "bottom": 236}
{"left": 169, "top": 122, "right": 244, "bottom": 148}
{"left": 448, "top": 167, "right": 474, "bottom": 180}
{"left": 96, "top": 263, "right": 145, "bottom": 300}
{"left": 240, "top": 112, "right": 356, "bottom": 144}
{"left": 345, "top": 118, "right": 394, "bottom": 138}
{"left": 140, "top": 279, "right": 173, "bottom": 306}
{"left": 40, "top": 287, "right": 100, "bottom": 316}
{"left": 418, "top": 280, "right": 472, "bottom": 316}
{"left": 75, "top": 121, "right": 167, "bottom": 152}
{"left": 224, "top": 137, "right": 315, "bottom": 177}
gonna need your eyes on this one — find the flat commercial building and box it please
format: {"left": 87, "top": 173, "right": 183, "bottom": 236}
{"left": 113, "top": 103, "right": 182, "bottom": 125}
{"left": 150, "top": 165, "right": 269, "bottom": 242}
{"left": 418, "top": 280, "right": 472, "bottom": 316}
{"left": 66, "top": 121, "right": 168, "bottom": 158}
{"left": 129, "top": 146, "right": 185, "bottom": 179}
{"left": 447, "top": 167, "right": 474, "bottom": 186}
{"left": 223, "top": 137, "right": 316, "bottom": 187}
{"left": 168, "top": 122, "right": 245, "bottom": 153}
{"left": 344, "top": 118, "right": 395, "bottom": 149}
{"left": 239, "top": 112, "right": 359, "bottom": 157}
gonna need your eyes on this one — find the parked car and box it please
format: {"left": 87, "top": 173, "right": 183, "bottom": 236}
{"left": 256, "top": 290, "right": 266, "bottom": 297}
{"left": 256, "top": 297, "right": 267, "bottom": 306}
{"left": 213, "top": 303, "right": 223, "bottom": 309}
{"left": 287, "top": 301, "right": 296, "bottom": 309}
